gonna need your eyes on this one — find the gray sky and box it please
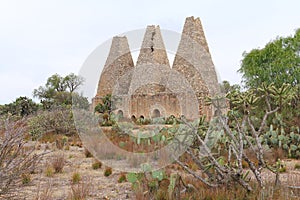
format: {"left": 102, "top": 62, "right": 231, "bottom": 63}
{"left": 0, "top": 0, "right": 299, "bottom": 104}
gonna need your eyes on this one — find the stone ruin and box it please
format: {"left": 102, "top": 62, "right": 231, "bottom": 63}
{"left": 92, "top": 16, "right": 221, "bottom": 120}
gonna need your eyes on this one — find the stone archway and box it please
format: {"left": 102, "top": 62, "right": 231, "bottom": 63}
{"left": 117, "top": 110, "right": 124, "bottom": 118}
{"left": 152, "top": 109, "right": 161, "bottom": 118}
{"left": 131, "top": 115, "right": 136, "bottom": 122}
{"left": 149, "top": 104, "right": 166, "bottom": 119}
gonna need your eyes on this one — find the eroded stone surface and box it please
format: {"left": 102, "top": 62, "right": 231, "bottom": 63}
{"left": 93, "top": 16, "right": 221, "bottom": 120}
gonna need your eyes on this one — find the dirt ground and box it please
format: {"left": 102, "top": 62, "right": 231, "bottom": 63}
{"left": 8, "top": 141, "right": 300, "bottom": 200}
{"left": 15, "top": 143, "right": 133, "bottom": 200}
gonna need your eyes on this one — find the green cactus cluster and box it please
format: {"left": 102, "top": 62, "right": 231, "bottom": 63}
{"left": 262, "top": 124, "right": 300, "bottom": 158}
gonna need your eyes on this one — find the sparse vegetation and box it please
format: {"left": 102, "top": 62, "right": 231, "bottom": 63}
{"left": 21, "top": 173, "right": 32, "bottom": 185}
{"left": 0, "top": 24, "right": 299, "bottom": 199}
{"left": 84, "top": 148, "right": 93, "bottom": 158}
{"left": 0, "top": 120, "right": 43, "bottom": 198}
{"left": 295, "top": 163, "right": 300, "bottom": 170}
{"left": 35, "top": 180, "right": 53, "bottom": 200}
{"left": 69, "top": 177, "right": 92, "bottom": 200}
{"left": 92, "top": 160, "right": 102, "bottom": 170}
{"left": 118, "top": 173, "right": 127, "bottom": 183}
{"left": 104, "top": 167, "right": 112, "bottom": 177}
{"left": 45, "top": 165, "right": 54, "bottom": 177}
{"left": 52, "top": 153, "right": 65, "bottom": 173}
{"left": 72, "top": 172, "right": 81, "bottom": 184}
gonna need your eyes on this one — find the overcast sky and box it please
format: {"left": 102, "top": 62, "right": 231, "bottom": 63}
{"left": 0, "top": 0, "right": 299, "bottom": 104}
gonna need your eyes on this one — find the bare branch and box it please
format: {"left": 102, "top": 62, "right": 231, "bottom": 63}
{"left": 173, "top": 156, "right": 218, "bottom": 188}
{"left": 0, "top": 119, "right": 44, "bottom": 198}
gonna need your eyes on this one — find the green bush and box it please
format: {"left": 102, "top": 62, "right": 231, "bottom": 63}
{"left": 92, "top": 160, "right": 102, "bottom": 170}
{"left": 72, "top": 172, "right": 81, "bottom": 184}
{"left": 104, "top": 167, "right": 112, "bottom": 177}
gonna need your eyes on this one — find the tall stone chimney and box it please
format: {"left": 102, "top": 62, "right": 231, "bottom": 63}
{"left": 127, "top": 25, "right": 171, "bottom": 96}
{"left": 136, "top": 25, "right": 170, "bottom": 67}
{"left": 95, "top": 36, "right": 134, "bottom": 99}
{"left": 172, "top": 16, "right": 220, "bottom": 117}
{"left": 181, "top": 16, "right": 210, "bottom": 53}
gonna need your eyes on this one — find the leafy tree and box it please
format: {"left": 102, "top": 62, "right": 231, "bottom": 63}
{"left": 63, "top": 73, "right": 84, "bottom": 93}
{"left": 45, "top": 73, "right": 66, "bottom": 92}
{"left": 238, "top": 29, "right": 300, "bottom": 128}
{"left": 239, "top": 29, "right": 300, "bottom": 88}
{"left": 33, "top": 73, "right": 88, "bottom": 109}
{"left": 27, "top": 73, "right": 89, "bottom": 139}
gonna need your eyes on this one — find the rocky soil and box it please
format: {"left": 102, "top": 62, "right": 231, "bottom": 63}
{"left": 15, "top": 143, "right": 133, "bottom": 200}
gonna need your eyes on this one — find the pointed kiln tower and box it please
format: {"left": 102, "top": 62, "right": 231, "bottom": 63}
{"left": 136, "top": 25, "right": 170, "bottom": 66}
{"left": 172, "top": 16, "right": 220, "bottom": 117}
{"left": 93, "top": 36, "right": 134, "bottom": 106}
{"left": 129, "top": 25, "right": 171, "bottom": 95}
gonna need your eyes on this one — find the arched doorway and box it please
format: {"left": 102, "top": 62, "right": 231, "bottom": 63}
{"left": 117, "top": 110, "right": 123, "bottom": 118}
{"left": 131, "top": 115, "right": 136, "bottom": 122}
{"left": 152, "top": 109, "right": 161, "bottom": 118}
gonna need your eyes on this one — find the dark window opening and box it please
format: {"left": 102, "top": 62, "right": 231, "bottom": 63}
{"left": 152, "top": 109, "right": 161, "bottom": 118}
{"left": 131, "top": 115, "right": 136, "bottom": 121}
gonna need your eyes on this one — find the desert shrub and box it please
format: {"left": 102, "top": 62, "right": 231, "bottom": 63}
{"left": 118, "top": 173, "right": 127, "bottom": 183}
{"left": 165, "top": 115, "right": 178, "bottom": 125}
{"left": 72, "top": 172, "right": 81, "bottom": 184}
{"left": 45, "top": 165, "right": 54, "bottom": 177}
{"left": 69, "top": 178, "right": 92, "bottom": 200}
{"left": 52, "top": 153, "right": 65, "bottom": 173}
{"left": 104, "top": 167, "right": 112, "bottom": 177}
{"left": 0, "top": 120, "right": 43, "bottom": 197}
{"left": 92, "top": 160, "right": 102, "bottom": 170}
{"left": 21, "top": 173, "right": 32, "bottom": 185}
{"left": 294, "top": 163, "right": 300, "bottom": 170}
{"left": 136, "top": 117, "right": 151, "bottom": 125}
{"left": 151, "top": 117, "right": 166, "bottom": 124}
{"left": 84, "top": 148, "right": 93, "bottom": 158}
{"left": 65, "top": 144, "right": 70, "bottom": 150}
{"left": 0, "top": 96, "right": 39, "bottom": 117}
{"left": 35, "top": 180, "right": 53, "bottom": 200}
{"left": 28, "top": 107, "right": 77, "bottom": 140}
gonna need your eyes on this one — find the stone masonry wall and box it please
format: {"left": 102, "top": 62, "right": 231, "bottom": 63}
{"left": 93, "top": 17, "right": 221, "bottom": 120}
{"left": 93, "top": 36, "right": 134, "bottom": 106}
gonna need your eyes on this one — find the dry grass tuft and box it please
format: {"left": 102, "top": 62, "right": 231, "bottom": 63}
{"left": 68, "top": 177, "right": 92, "bottom": 200}
{"left": 72, "top": 172, "right": 81, "bottom": 184}
{"left": 52, "top": 152, "right": 65, "bottom": 173}
{"left": 35, "top": 180, "right": 53, "bottom": 200}
{"left": 21, "top": 173, "right": 32, "bottom": 185}
{"left": 92, "top": 160, "right": 102, "bottom": 170}
{"left": 44, "top": 164, "right": 54, "bottom": 177}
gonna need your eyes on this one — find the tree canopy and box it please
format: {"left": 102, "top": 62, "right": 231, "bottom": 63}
{"left": 33, "top": 73, "right": 88, "bottom": 109}
{"left": 238, "top": 29, "right": 300, "bottom": 88}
